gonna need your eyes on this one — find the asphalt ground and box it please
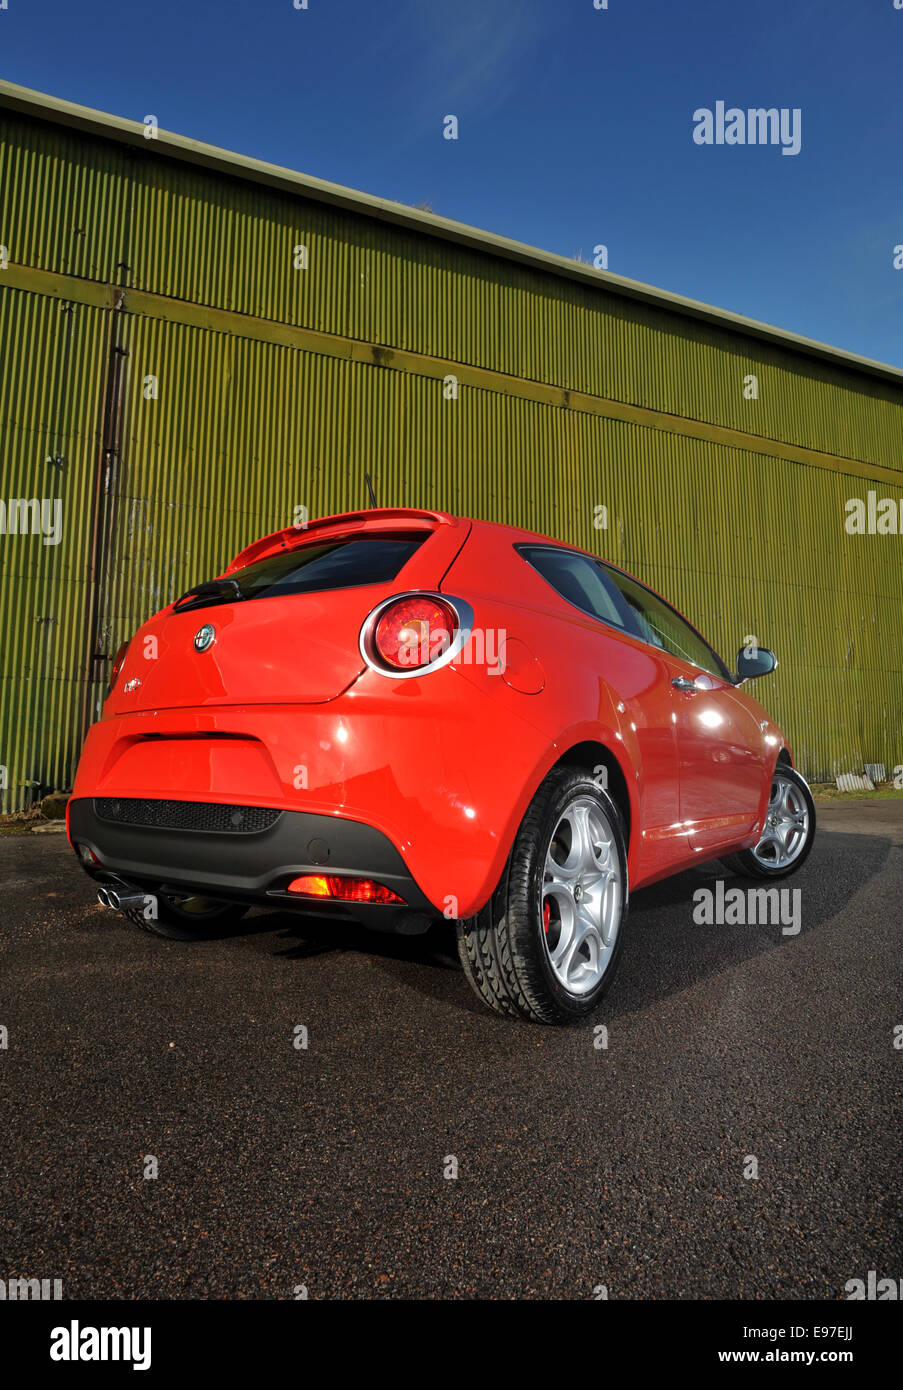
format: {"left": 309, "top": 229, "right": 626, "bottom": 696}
{"left": 0, "top": 801, "right": 900, "bottom": 1300}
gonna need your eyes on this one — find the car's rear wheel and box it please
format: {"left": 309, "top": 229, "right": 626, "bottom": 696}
{"left": 724, "top": 765, "right": 815, "bottom": 878}
{"left": 457, "top": 765, "right": 628, "bottom": 1023}
{"left": 139, "top": 891, "right": 248, "bottom": 941}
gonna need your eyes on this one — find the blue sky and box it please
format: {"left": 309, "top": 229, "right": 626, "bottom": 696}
{"left": 2, "top": 0, "right": 901, "bottom": 366}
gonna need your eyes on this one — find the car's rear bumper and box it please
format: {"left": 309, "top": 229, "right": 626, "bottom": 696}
{"left": 68, "top": 796, "right": 437, "bottom": 931}
{"left": 68, "top": 671, "right": 557, "bottom": 918}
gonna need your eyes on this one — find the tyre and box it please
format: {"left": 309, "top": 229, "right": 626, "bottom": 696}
{"left": 135, "top": 890, "right": 248, "bottom": 941}
{"left": 457, "top": 764, "right": 629, "bottom": 1024}
{"left": 723, "top": 765, "right": 816, "bottom": 879}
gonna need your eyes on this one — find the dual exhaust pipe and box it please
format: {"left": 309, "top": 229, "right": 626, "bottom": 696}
{"left": 97, "top": 884, "right": 147, "bottom": 914}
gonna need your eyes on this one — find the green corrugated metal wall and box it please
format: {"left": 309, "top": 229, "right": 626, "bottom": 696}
{"left": 1, "top": 104, "right": 902, "bottom": 809}
{"left": 0, "top": 283, "right": 108, "bottom": 806}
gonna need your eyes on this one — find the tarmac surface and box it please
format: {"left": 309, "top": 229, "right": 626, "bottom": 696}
{"left": 1, "top": 801, "right": 900, "bottom": 1299}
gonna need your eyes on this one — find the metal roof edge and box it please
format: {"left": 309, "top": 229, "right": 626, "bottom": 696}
{"left": 2, "top": 78, "right": 901, "bottom": 389}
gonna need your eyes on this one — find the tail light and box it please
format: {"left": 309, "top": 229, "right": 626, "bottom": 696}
{"left": 360, "top": 592, "right": 473, "bottom": 678}
{"left": 108, "top": 640, "right": 129, "bottom": 693}
{"left": 375, "top": 596, "right": 456, "bottom": 669}
{"left": 287, "top": 874, "right": 405, "bottom": 904}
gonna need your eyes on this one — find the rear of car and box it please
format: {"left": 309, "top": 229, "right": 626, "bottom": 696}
{"left": 67, "top": 509, "right": 555, "bottom": 931}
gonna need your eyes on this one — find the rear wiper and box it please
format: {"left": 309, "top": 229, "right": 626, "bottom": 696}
{"left": 172, "top": 577, "right": 245, "bottom": 612}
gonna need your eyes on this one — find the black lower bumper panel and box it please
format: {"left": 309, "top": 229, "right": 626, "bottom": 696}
{"left": 68, "top": 797, "right": 437, "bottom": 930}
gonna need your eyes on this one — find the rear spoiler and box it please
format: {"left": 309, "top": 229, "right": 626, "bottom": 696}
{"left": 224, "top": 508, "right": 458, "bottom": 575}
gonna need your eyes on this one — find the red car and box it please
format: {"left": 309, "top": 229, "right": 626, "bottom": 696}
{"left": 69, "top": 508, "right": 815, "bottom": 1023}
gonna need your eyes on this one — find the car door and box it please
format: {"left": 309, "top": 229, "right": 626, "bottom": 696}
{"left": 663, "top": 653, "right": 769, "bottom": 855}
{"left": 600, "top": 564, "right": 767, "bottom": 857}
{"left": 516, "top": 545, "right": 684, "bottom": 882}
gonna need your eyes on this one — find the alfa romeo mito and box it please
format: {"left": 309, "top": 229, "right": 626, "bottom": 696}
{"left": 69, "top": 508, "right": 815, "bottom": 1023}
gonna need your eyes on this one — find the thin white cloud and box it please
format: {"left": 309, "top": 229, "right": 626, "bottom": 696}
{"left": 418, "top": 0, "right": 547, "bottom": 114}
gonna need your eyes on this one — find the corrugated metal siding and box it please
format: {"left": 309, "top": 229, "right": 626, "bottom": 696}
{"left": 4, "top": 110, "right": 902, "bottom": 473}
{"left": 0, "top": 286, "right": 107, "bottom": 810}
{"left": 1, "top": 106, "right": 902, "bottom": 807}
{"left": 0, "top": 112, "right": 127, "bottom": 282}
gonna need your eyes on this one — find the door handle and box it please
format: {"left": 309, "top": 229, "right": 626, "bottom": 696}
{"left": 672, "top": 677, "right": 698, "bottom": 693}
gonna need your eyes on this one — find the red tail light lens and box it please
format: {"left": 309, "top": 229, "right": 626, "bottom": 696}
{"left": 287, "top": 874, "right": 405, "bottom": 904}
{"left": 372, "top": 597, "right": 457, "bottom": 671}
{"left": 108, "top": 641, "right": 129, "bottom": 692}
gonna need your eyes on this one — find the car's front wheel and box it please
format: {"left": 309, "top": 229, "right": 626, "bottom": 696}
{"left": 457, "top": 765, "right": 629, "bottom": 1023}
{"left": 724, "top": 764, "right": 816, "bottom": 878}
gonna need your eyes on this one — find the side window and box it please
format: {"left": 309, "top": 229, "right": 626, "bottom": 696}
{"left": 518, "top": 546, "right": 631, "bottom": 630}
{"left": 602, "top": 565, "right": 727, "bottom": 677}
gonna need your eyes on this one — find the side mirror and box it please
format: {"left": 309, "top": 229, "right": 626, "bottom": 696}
{"left": 735, "top": 646, "right": 778, "bottom": 682}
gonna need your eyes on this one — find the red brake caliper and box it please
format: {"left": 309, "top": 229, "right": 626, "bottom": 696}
{"left": 542, "top": 899, "right": 551, "bottom": 933}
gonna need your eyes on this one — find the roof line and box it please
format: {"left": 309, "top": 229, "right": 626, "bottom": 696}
{"left": 2, "top": 78, "right": 901, "bottom": 389}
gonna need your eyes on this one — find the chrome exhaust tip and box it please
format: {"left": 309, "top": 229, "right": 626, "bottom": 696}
{"left": 96, "top": 880, "right": 149, "bottom": 922}
{"left": 108, "top": 890, "right": 147, "bottom": 913}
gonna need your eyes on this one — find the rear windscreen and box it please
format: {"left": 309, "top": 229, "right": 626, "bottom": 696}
{"left": 174, "top": 535, "right": 427, "bottom": 612}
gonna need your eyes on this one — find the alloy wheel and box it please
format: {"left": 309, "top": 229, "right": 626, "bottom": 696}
{"left": 541, "top": 796, "right": 622, "bottom": 996}
{"left": 750, "top": 772, "right": 810, "bottom": 870}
